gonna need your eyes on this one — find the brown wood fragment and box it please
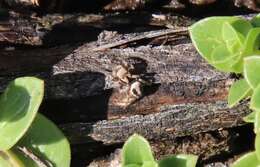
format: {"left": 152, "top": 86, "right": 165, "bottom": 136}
{"left": 2, "top": 0, "right": 260, "bottom": 12}
{"left": 61, "top": 100, "right": 250, "bottom": 145}
{"left": 234, "top": 0, "right": 260, "bottom": 11}
{"left": 92, "top": 28, "right": 188, "bottom": 51}
{"left": 0, "top": 11, "right": 192, "bottom": 46}
{"left": 103, "top": 0, "right": 146, "bottom": 11}
{"left": 0, "top": 29, "right": 253, "bottom": 166}
{"left": 86, "top": 126, "right": 254, "bottom": 167}
{"left": 189, "top": 0, "right": 217, "bottom": 5}
{"left": 0, "top": 29, "right": 251, "bottom": 145}
{"left": 1, "top": 0, "right": 40, "bottom": 8}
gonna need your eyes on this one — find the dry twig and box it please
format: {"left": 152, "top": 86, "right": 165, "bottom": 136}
{"left": 92, "top": 28, "right": 188, "bottom": 51}
{"left": 17, "top": 146, "right": 53, "bottom": 167}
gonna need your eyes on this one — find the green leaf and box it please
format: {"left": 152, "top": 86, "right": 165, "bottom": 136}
{"left": 231, "top": 56, "right": 248, "bottom": 74}
{"left": 210, "top": 45, "right": 239, "bottom": 72}
{"left": 243, "top": 111, "right": 256, "bottom": 123}
{"left": 13, "top": 113, "right": 71, "bottom": 167}
{"left": 231, "top": 152, "right": 259, "bottom": 167}
{"left": 251, "top": 14, "right": 260, "bottom": 27}
{"left": 231, "top": 18, "right": 253, "bottom": 37}
{"left": 243, "top": 28, "right": 260, "bottom": 56}
{"left": 158, "top": 154, "right": 198, "bottom": 167}
{"left": 220, "top": 53, "right": 244, "bottom": 73}
{"left": 254, "top": 111, "right": 260, "bottom": 134}
{"left": 226, "top": 22, "right": 256, "bottom": 73}
{"left": 122, "top": 134, "right": 155, "bottom": 166}
{"left": 0, "top": 150, "right": 25, "bottom": 167}
{"left": 211, "top": 44, "right": 232, "bottom": 62}
{"left": 222, "top": 22, "right": 244, "bottom": 53}
{"left": 142, "top": 161, "right": 158, "bottom": 167}
{"left": 250, "top": 85, "right": 260, "bottom": 111}
{"left": 244, "top": 56, "right": 260, "bottom": 89}
{"left": 0, "top": 77, "right": 44, "bottom": 150}
{"left": 255, "top": 133, "right": 260, "bottom": 161}
{"left": 189, "top": 17, "right": 242, "bottom": 63}
{"left": 228, "top": 79, "right": 251, "bottom": 107}
{"left": 125, "top": 165, "right": 141, "bottom": 167}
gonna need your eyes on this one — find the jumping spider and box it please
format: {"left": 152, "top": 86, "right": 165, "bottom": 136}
{"left": 112, "top": 58, "right": 151, "bottom": 105}
{"left": 31, "top": 0, "right": 40, "bottom": 6}
{"left": 112, "top": 58, "right": 147, "bottom": 84}
{"left": 117, "top": 78, "right": 150, "bottom": 107}
{"left": 112, "top": 63, "right": 139, "bottom": 84}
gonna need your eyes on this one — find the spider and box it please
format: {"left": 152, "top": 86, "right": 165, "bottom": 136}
{"left": 31, "top": 0, "right": 39, "bottom": 6}
{"left": 112, "top": 57, "right": 148, "bottom": 84}
{"left": 112, "top": 62, "right": 139, "bottom": 84}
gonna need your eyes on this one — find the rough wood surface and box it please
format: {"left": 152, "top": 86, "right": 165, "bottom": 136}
{"left": 0, "top": 13, "right": 254, "bottom": 166}
{"left": 0, "top": 9, "right": 256, "bottom": 167}
{"left": 2, "top": 0, "right": 259, "bottom": 12}
{"left": 0, "top": 10, "right": 193, "bottom": 46}
{"left": 87, "top": 125, "right": 254, "bottom": 167}
{"left": 0, "top": 28, "right": 251, "bottom": 145}
{"left": 61, "top": 100, "right": 250, "bottom": 144}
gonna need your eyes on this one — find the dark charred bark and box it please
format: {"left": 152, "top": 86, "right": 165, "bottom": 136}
{"left": 0, "top": 12, "right": 255, "bottom": 167}
{"left": 0, "top": 11, "right": 193, "bottom": 46}
{"left": 0, "top": 29, "right": 251, "bottom": 145}
{"left": 1, "top": 0, "right": 259, "bottom": 13}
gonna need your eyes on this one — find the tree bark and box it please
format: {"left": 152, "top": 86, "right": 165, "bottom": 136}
{"left": 2, "top": 0, "right": 259, "bottom": 12}
{"left": 0, "top": 10, "right": 193, "bottom": 46}
{"left": 87, "top": 125, "right": 254, "bottom": 167}
{"left": 0, "top": 13, "right": 254, "bottom": 166}
{"left": 0, "top": 28, "right": 251, "bottom": 144}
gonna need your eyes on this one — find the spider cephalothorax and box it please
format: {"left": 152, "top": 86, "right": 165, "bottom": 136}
{"left": 112, "top": 57, "right": 152, "bottom": 106}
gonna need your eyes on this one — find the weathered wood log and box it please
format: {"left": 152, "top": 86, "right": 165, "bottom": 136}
{"left": 0, "top": 25, "right": 254, "bottom": 167}
{"left": 61, "top": 100, "right": 250, "bottom": 144}
{"left": 0, "top": 11, "right": 256, "bottom": 167}
{"left": 0, "top": 0, "right": 40, "bottom": 8}
{"left": 87, "top": 125, "right": 254, "bottom": 167}
{"left": 0, "top": 10, "right": 193, "bottom": 46}
{"left": 0, "top": 10, "right": 43, "bottom": 45}
{"left": 234, "top": 0, "right": 260, "bottom": 11}
{"left": 0, "top": 29, "right": 251, "bottom": 145}
{"left": 2, "top": 0, "right": 259, "bottom": 12}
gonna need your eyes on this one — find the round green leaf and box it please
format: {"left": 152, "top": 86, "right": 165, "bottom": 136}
{"left": 13, "top": 113, "right": 71, "bottom": 167}
{"left": 231, "top": 19, "right": 253, "bottom": 37}
{"left": 122, "top": 134, "right": 155, "bottom": 166}
{"left": 244, "top": 56, "right": 260, "bottom": 89}
{"left": 229, "top": 55, "right": 244, "bottom": 74}
{"left": 0, "top": 150, "right": 25, "bottom": 167}
{"left": 0, "top": 77, "right": 44, "bottom": 150}
{"left": 158, "top": 154, "right": 198, "bottom": 167}
{"left": 211, "top": 54, "right": 242, "bottom": 73}
{"left": 228, "top": 79, "right": 252, "bottom": 107}
{"left": 250, "top": 85, "right": 260, "bottom": 111}
{"left": 211, "top": 44, "right": 232, "bottom": 62}
{"left": 189, "top": 17, "right": 242, "bottom": 63}
{"left": 231, "top": 152, "right": 259, "bottom": 167}
{"left": 210, "top": 43, "right": 243, "bottom": 73}
{"left": 222, "top": 22, "right": 244, "bottom": 53}
{"left": 243, "top": 28, "right": 260, "bottom": 56}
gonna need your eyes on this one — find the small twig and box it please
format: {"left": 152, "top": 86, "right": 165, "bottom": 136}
{"left": 149, "top": 35, "right": 187, "bottom": 45}
{"left": 92, "top": 28, "right": 188, "bottom": 51}
{"left": 16, "top": 146, "right": 53, "bottom": 167}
